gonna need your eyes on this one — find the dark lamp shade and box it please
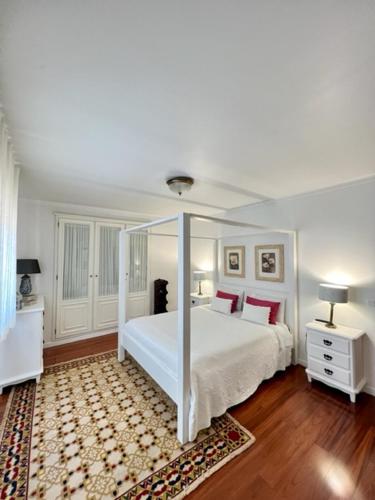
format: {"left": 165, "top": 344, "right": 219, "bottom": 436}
{"left": 319, "top": 283, "right": 348, "bottom": 304}
{"left": 17, "top": 259, "right": 41, "bottom": 275}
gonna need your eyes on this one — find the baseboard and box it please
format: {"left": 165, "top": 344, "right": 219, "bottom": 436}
{"left": 298, "top": 358, "right": 307, "bottom": 367}
{"left": 44, "top": 329, "right": 116, "bottom": 348}
{"left": 298, "top": 358, "right": 374, "bottom": 399}
{"left": 364, "top": 384, "right": 375, "bottom": 397}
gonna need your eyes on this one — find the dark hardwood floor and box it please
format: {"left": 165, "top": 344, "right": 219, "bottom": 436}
{"left": 1, "top": 334, "right": 374, "bottom": 499}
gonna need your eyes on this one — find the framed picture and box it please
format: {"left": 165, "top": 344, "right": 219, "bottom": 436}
{"left": 224, "top": 246, "right": 245, "bottom": 278}
{"left": 255, "top": 244, "right": 284, "bottom": 282}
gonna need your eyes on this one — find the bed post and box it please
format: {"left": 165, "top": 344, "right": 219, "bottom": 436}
{"left": 118, "top": 229, "right": 129, "bottom": 362}
{"left": 290, "top": 230, "right": 299, "bottom": 364}
{"left": 177, "top": 212, "right": 191, "bottom": 444}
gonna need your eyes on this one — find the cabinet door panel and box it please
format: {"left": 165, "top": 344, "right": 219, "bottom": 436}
{"left": 56, "top": 220, "right": 94, "bottom": 338}
{"left": 93, "top": 223, "right": 123, "bottom": 330}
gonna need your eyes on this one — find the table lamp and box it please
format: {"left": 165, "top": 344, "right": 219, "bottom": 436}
{"left": 17, "top": 259, "right": 41, "bottom": 296}
{"left": 317, "top": 283, "right": 349, "bottom": 328}
{"left": 193, "top": 270, "right": 209, "bottom": 296}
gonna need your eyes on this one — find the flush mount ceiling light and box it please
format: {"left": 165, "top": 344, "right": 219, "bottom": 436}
{"left": 166, "top": 176, "right": 194, "bottom": 196}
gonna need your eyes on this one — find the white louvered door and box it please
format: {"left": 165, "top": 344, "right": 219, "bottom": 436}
{"left": 93, "top": 222, "right": 123, "bottom": 330}
{"left": 56, "top": 217, "right": 148, "bottom": 340}
{"left": 56, "top": 219, "right": 95, "bottom": 338}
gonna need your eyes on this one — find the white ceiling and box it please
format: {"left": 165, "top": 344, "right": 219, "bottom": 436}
{"left": 1, "top": 1, "right": 375, "bottom": 216}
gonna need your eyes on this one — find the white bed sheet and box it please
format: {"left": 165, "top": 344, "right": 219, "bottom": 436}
{"left": 122, "top": 305, "right": 293, "bottom": 440}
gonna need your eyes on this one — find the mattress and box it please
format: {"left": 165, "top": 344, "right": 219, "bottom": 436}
{"left": 122, "top": 305, "right": 293, "bottom": 440}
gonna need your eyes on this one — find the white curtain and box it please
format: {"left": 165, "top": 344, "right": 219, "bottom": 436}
{"left": 99, "top": 225, "right": 120, "bottom": 296}
{"left": 63, "top": 223, "right": 90, "bottom": 300}
{"left": 129, "top": 233, "right": 148, "bottom": 293}
{"left": 0, "top": 112, "right": 20, "bottom": 341}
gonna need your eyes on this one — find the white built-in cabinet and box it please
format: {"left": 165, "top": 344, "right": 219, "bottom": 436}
{"left": 55, "top": 215, "right": 149, "bottom": 341}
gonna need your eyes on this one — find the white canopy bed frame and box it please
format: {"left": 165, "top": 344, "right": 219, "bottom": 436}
{"left": 118, "top": 212, "right": 298, "bottom": 444}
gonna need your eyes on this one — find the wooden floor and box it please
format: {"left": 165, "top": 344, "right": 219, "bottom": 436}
{"left": 1, "top": 334, "right": 374, "bottom": 499}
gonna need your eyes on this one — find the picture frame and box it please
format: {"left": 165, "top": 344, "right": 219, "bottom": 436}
{"left": 224, "top": 245, "right": 245, "bottom": 278}
{"left": 255, "top": 244, "right": 284, "bottom": 282}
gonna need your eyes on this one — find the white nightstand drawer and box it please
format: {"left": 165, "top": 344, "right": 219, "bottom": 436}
{"left": 309, "top": 358, "right": 351, "bottom": 386}
{"left": 308, "top": 330, "right": 350, "bottom": 355}
{"left": 308, "top": 344, "right": 350, "bottom": 370}
{"left": 190, "top": 294, "right": 211, "bottom": 307}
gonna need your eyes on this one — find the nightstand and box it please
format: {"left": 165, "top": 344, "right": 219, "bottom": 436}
{"left": 0, "top": 295, "right": 44, "bottom": 394}
{"left": 190, "top": 293, "right": 211, "bottom": 307}
{"left": 305, "top": 321, "right": 366, "bottom": 402}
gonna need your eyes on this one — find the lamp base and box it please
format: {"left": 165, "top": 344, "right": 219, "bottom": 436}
{"left": 315, "top": 302, "right": 337, "bottom": 329}
{"left": 325, "top": 322, "right": 337, "bottom": 329}
{"left": 19, "top": 274, "right": 32, "bottom": 296}
{"left": 197, "top": 280, "right": 203, "bottom": 295}
{"left": 315, "top": 318, "right": 337, "bottom": 328}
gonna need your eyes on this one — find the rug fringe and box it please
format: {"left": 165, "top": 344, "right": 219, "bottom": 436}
{"left": 175, "top": 429, "right": 255, "bottom": 499}
{"left": 0, "top": 387, "right": 15, "bottom": 442}
{"left": 45, "top": 349, "right": 117, "bottom": 369}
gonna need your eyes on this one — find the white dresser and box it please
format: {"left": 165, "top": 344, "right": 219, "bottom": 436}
{"left": 305, "top": 321, "right": 366, "bottom": 402}
{"left": 190, "top": 293, "right": 211, "bottom": 307}
{"left": 0, "top": 296, "right": 44, "bottom": 394}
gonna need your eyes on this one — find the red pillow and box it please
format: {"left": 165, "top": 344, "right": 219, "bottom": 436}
{"left": 216, "top": 290, "right": 239, "bottom": 313}
{"left": 246, "top": 296, "right": 280, "bottom": 325}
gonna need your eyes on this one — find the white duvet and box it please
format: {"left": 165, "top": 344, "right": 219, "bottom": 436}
{"left": 123, "top": 305, "right": 293, "bottom": 440}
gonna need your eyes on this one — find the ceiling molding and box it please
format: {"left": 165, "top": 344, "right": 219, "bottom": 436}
{"left": 19, "top": 168, "right": 229, "bottom": 211}
{"left": 226, "top": 173, "right": 375, "bottom": 214}
{"left": 198, "top": 176, "right": 270, "bottom": 202}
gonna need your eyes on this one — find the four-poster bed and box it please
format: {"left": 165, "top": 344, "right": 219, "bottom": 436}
{"left": 118, "top": 212, "right": 298, "bottom": 444}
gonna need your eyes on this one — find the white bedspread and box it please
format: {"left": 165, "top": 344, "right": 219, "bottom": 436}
{"left": 123, "top": 305, "right": 293, "bottom": 440}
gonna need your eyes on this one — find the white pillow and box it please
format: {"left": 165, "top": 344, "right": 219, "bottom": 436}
{"left": 253, "top": 293, "right": 286, "bottom": 323}
{"left": 241, "top": 303, "right": 271, "bottom": 325}
{"left": 211, "top": 296, "right": 233, "bottom": 315}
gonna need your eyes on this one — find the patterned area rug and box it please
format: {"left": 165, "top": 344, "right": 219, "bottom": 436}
{"left": 0, "top": 351, "right": 255, "bottom": 499}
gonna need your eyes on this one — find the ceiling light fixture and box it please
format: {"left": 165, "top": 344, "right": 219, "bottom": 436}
{"left": 166, "top": 176, "right": 194, "bottom": 196}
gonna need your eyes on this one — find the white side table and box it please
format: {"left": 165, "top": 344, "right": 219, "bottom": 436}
{"left": 190, "top": 293, "right": 211, "bottom": 307}
{"left": 0, "top": 295, "right": 44, "bottom": 394}
{"left": 305, "top": 321, "right": 366, "bottom": 402}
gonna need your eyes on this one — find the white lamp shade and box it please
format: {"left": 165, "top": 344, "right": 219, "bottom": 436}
{"left": 319, "top": 283, "right": 349, "bottom": 304}
{"left": 193, "top": 270, "right": 209, "bottom": 281}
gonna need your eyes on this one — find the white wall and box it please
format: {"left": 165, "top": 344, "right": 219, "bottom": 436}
{"left": 17, "top": 199, "right": 216, "bottom": 343}
{"left": 149, "top": 234, "right": 215, "bottom": 312}
{"left": 224, "top": 177, "right": 375, "bottom": 395}
{"left": 217, "top": 231, "right": 296, "bottom": 330}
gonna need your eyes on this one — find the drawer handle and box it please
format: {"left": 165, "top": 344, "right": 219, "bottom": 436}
{"left": 324, "top": 368, "right": 333, "bottom": 376}
{"left": 324, "top": 354, "right": 333, "bottom": 361}
{"left": 323, "top": 339, "right": 332, "bottom": 346}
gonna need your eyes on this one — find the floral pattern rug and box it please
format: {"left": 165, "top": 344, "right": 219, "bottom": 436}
{"left": 0, "top": 351, "right": 255, "bottom": 499}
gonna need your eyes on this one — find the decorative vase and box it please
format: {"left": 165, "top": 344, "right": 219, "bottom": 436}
{"left": 19, "top": 274, "right": 32, "bottom": 296}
